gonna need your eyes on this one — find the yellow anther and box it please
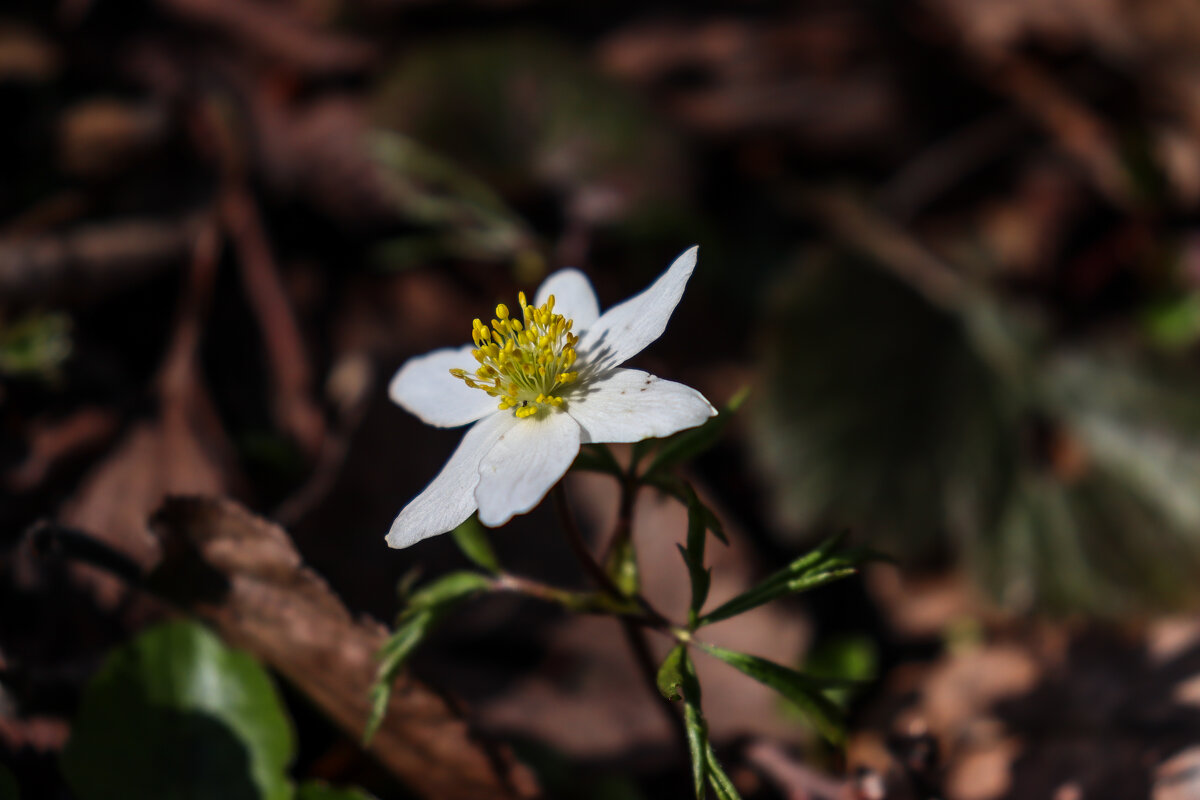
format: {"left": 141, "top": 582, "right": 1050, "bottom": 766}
{"left": 451, "top": 289, "right": 583, "bottom": 419}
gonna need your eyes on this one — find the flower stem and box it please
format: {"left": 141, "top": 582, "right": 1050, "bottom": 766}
{"left": 552, "top": 481, "right": 691, "bottom": 763}
{"left": 552, "top": 483, "right": 624, "bottom": 599}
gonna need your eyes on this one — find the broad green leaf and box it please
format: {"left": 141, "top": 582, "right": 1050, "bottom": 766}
{"left": 451, "top": 518, "right": 500, "bottom": 573}
{"left": 802, "top": 634, "right": 878, "bottom": 708}
{"left": 696, "top": 532, "right": 867, "bottom": 626}
{"left": 644, "top": 386, "right": 749, "bottom": 478}
{"left": 656, "top": 644, "right": 687, "bottom": 702}
{"left": 61, "top": 620, "right": 293, "bottom": 800}
{"left": 751, "top": 253, "right": 1017, "bottom": 559}
{"left": 604, "top": 534, "right": 640, "bottom": 597}
{"left": 297, "top": 781, "right": 376, "bottom": 800}
{"left": 0, "top": 764, "right": 17, "bottom": 800}
{"left": 696, "top": 643, "right": 845, "bottom": 744}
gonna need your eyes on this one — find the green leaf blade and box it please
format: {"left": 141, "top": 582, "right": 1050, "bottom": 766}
{"left": 61, "top": 620, "right": 294, "bottom": 800}
{"left": 696, "top": 643, "right": 846, "bottom": 744}
{"left": 644, "top": 387, "right": 750, "bottom": 479}
{"left": 451, "top": 518, "right": 501, "bottom": 573}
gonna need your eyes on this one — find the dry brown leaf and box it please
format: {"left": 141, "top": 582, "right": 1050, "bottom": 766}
{"left": 148, "top": 496, "right": 539, "bottom": 800}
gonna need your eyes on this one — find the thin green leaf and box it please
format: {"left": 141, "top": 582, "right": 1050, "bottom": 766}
{"left": 697, "top": 533, "right": 870, "bottom": 626}
{"left": 644, "top": 386, "right": 750, "bottom": 478}
{"left": 678, "top": 649, "right": 707, "bottom": 800}
{"left": 683, "top": 700, "right": 707, "bottom": 799}
{"left": 643, "top": 473, "right": 728, "bottom": 544}
{"left": 631, "top": 438, "right": 657, "bottom": 471}
{"left": 679, "top": 484, "right": 712, "bottom": 623}
{"left": 696, "top": 643, "right": 846, "bottom": 744}
{"left": 451, "top": 518, "right": 500, "bottom": 573}
{"left": 365, "top": 607, "right": 442, "bottom": 744}
{"left": 405, "top": 571, "right": 493, "bottom": 611}
{"left": 367, "top": 571, "right": 494, "bottom": 743}
{"left": 571, "top": 444, "right": 624, "bottom": 477}
{"left": 704, "top": 741, "right": 743, "bottom": 800}
{"left": 660, "top": 647, "right": 709, "bottom": 798}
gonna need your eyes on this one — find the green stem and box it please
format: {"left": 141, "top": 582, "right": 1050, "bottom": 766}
{"left": 552, "top": 481, "right": 690, "bottom": 763}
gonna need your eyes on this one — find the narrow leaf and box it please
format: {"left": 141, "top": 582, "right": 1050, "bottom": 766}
{"left": 571, "top": 444, "right": 624, "bottom": 477}
{"left": 644, "top": 386, "right": 750, "bottom": 478}
{"left": 451, "top": 518, "right": 500, "bottom": 573}
{"left": 643, "top": 473, "right": 728, "bottom": 544}
{"left": 367, "top": 571, "right": 494, "bottom": 743}
{"left": 405, "top": 571, "right": 493, "bottom": 611}
{"left": 365, "top": 608, "right": 441, "bottom": 743}
{"left": 683, "top": 700, "right": 707, "bottom": 799}
{"left": 697, "top": 532, "right": 869, "bottom": 626}
{"left": 680, "top": 483, "right": 712, "bottom": 621}
{"left": 705, "top": 741, "right": 743, "bottom": 800}
{"left": 696, "top": 643, "right": 846, "bottom": 744}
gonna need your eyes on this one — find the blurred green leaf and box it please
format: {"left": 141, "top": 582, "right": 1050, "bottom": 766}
{"left": 367, "top": 571, "right": 493, "bottom": 743}
{"left": 369, "top": 130, "right": 539, "bottom": 269}
{"left": 371, "top": 33, "right": 686, "bottom": 232}
{"left": 605, "top": 534, "right": 640, "bottom": 597}
{"left": 643, "top": 473, "right": 727, "bottom": 544}
{"left": 0, "top": 311, "right": 71, "bottom": 380}
{"left": 696, "top": 532, "right": 868, "bottom": 626}
{"left": 751, "top": 252, "right": 1017, "bottom": 556}
{"left": 0, "top": 764, "right": 17, "bottom": 800}
{"left": 297, "top": 781, "right": 376, "bottom": 800}
{"left": 1142, "top": 292, "right": 1200, "bottom": 350}
{"left": 696, "top": 642, "right": 846, "bottom": 744}
{"left": 644, "top": 387, "right": 749, "bottom": 479}
{"left": 61, "top": 620, "right": 293, "bottom": 800}
{"left": 572, "top": 444, "right": 625, "bottom": 478}
{"left": 802, "top": 634, "right": 878, "bottom": 708}
{"left": 656, "top": 644, "right": 687, "bottom": 702}
{"left": 405, "top": 571, "right": 493, "bottom": 610}
{"left": 678, "top": 484, "right": 712, "bottom": 626}
{"left": 451, "top": 518, "right": 500, "bottom": 574}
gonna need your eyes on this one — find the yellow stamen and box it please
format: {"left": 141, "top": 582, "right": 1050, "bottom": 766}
{"left": 450, "top": 292, "right": 580, "bottom": 418}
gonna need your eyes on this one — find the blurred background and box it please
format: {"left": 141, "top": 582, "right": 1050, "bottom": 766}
{"left": 3, "top": 0, "right": 1200, "bottom": 798}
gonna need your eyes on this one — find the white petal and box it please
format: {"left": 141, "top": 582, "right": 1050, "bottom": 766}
{"left": 386, "top": 412, "right": 518, "bottom": 548}
{"left": 577, "top": 246, "right": 698, "bottom": 373}
{"left": 475, "top": 411, "right": 581, "bottom": 527}
{"left": 388, "top": 344, "right": 498, "bottom": 428}
{"left": 534, "top": 268, "right": 600, "bottom": 331}
{"left": 566, "top": 368, "right": 716, "bottom": 443}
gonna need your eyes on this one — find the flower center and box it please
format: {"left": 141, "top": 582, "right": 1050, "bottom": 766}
{"left": 450, "top": 292, "right": 580, "bottom": 418}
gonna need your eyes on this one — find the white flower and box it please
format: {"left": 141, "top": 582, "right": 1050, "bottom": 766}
{"left": 386, "top": 246, "right": 717, "bottom": 548}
